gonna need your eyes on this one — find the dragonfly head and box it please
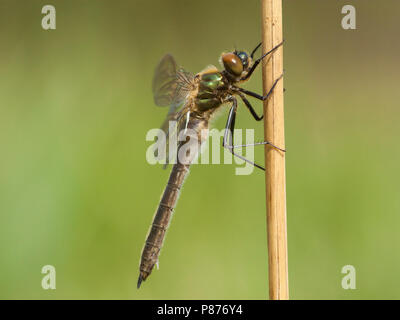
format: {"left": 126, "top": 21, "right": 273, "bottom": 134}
{"left": 221, "top": 50, "right": 250, "bottom": 78}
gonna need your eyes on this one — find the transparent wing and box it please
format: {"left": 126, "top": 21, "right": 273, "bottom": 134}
{"left": 152, "top": 54, "right": 195, "bottom": 109}
{"left": 152, "top": 54, "right": 195, "bottom": 168}
{"left": 154, "top": 108, "right": 191, "bottom": 169}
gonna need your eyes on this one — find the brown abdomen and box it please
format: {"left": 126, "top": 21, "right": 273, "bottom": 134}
{"left": 138, "top": 163, "right": 190, "bottom": 286}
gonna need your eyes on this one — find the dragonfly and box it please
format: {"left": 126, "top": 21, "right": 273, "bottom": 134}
{"left": 138, "top": 41, "right": 284, "bottom": 288}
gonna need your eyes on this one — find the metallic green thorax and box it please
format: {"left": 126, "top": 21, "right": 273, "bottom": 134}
{"left": 196, "top": 72, "right": 225, "bottom": 111}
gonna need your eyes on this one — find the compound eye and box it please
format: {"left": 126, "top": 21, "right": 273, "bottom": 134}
{"left": 222, "top": 53, "right": 243, "bottom": 76}
{"left": 236, "top": 51, "right": 249, "bottom": 69}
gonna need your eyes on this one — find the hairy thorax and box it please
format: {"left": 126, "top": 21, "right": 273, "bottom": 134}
{"left": 193, "top": 66, "right": 232, "bottom": 115}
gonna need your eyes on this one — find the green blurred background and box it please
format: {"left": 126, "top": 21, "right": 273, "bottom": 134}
{"left": 0, "top": 0, "right": 399, "bottom": 299}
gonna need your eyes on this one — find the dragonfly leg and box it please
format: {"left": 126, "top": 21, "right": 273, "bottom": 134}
{"left": 223, "top": 98, "right": 285, "bottom": 171}
{"left": 241, "top": 40, "right": 284, "bottom": 81}
{"left": 228, "top": 141, "right": 286, "bottom": 153}
{"left": 239, "top": 93, "right": 263, "bottom": 121}
{"left": 223, "top": 98, "right": 264, "bottom": 171}
{"left": 250, "top": 42, "right": 262, "bottom": 59}
{"left": 237, "top": 72, "right": 284, "bottom": 101}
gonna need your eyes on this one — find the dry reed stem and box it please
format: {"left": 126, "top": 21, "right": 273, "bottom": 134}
{"left": 261, "top": 0, "right": 289, "bottom": 300}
